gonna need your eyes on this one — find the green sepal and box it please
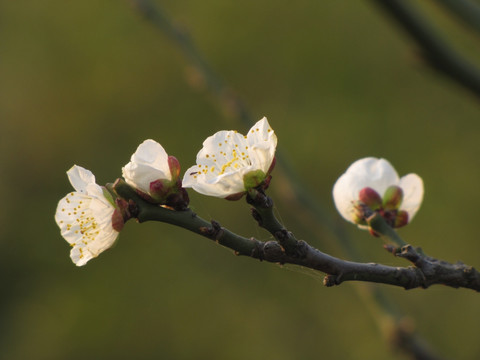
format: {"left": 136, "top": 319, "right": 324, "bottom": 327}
{"left": 243, "top": 170, "right": 267, "bottom": 190}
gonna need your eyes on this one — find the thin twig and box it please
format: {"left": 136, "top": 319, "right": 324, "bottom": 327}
{"left": 129, "top": 0, "right": 252, "bottom": 124}
{"left": 114, "top": 180, "right": 480, "bottom": 292}
{"left": 372, "top": 0, "right": 480, "bottom": 98}
{"left": 433, "top": 0, "right": 480, "bottom": 34}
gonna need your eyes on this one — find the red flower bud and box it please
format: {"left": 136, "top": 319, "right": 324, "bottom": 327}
{"left": 358, "top": 187, "right": 382, "bottom": 210}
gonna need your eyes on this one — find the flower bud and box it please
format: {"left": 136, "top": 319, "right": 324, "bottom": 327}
{"left": 383, "top": 185, "right": 403, "bottom": 210}
{"left": 168, "top": 155, "right": 181, "bottom": 180}
{"left": 111, "top": 208, "right": 125, "bottom": 232}
{"left": 394, "top": 210, "right": 409, "bottom": 228}
{"left": 358, "top": 187, "right": 382, "bottom": 210}
{"left": 115, "top": 197, "right": 130, "bottom": 219}
{"left": 149, "top": 177, "right": 190, "bottom": 209}
{"left": 149, "top": 179, "right": 171, "bottom": 201}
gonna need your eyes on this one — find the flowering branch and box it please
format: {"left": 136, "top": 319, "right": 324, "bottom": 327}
{"left": 56, "top": 0, "right": 478, "bottom": 359}
{"left": 113, "top": 179, "right": 480, "bottom": 292}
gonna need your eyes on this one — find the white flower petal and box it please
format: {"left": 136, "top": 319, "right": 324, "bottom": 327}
{"left": 347, "top": 158, "right": 399, "bottom": 196}
{"left": 183, "top": 165, "right": 246, "bottom": 197}
{"left": 122, "top": 139, "right": 171, "bottom": 195}
{"left": 246, "top": 117, "right": 277, "bottom": 173}
{"left": 55, "top": 166, "right": 119, "bottom": 266}
{"left": 398, "top": 173, "right": 424, "bottom": 220}
{"left": 182, "top": 117, "right": 277, "bottom": 198}
{"left": 67, "top": 165, "right": 96, "bottom": 193}
{"left": 332, "top": 173, "right": 358, "bottom": 224}
{"left": 70, "top": 245, "right": 92, "bottom": 267}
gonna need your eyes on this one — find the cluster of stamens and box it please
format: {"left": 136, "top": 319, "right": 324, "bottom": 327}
{"left": 193, "top": 132, "right": 254, "bottom": 178}
{"left": 59, "top": 193, "right": 101, "bottom": 259}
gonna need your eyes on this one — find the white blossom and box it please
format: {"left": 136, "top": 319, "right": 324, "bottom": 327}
{"left": 182, "top": 117, "right": 277, "bottom": 198}
{"left": 55, "top": 165, "right": 119, "bottom": 266}
{"left": 332, "top": 157, "right": 424, "bottom": 228}
{"left": 122, "top": 139, "right": 172, "bottom": 197}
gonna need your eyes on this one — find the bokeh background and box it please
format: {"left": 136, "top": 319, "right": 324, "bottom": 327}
{"left": 1, "top": 1, "right": 479, "bottom": 359}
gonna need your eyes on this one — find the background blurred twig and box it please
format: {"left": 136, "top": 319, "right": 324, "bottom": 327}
{"left": 433, "top": 0, "right": 480, "bottom": 34}
{"left": 129, "top": 0, "right": 252, "bottom": 124}
{"left": 372, "top": 0, "right": 480, "bottom": 99}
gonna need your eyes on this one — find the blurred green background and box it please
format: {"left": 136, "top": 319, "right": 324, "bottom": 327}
{"left": 1, "top": 1, "right": 479, "bottom": 359}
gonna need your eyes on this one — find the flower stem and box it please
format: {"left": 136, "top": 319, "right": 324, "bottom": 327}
{"left": 367, "top": 213, "right": 407, "bottom": 247}
{"left": 246, "top": 189, "right": 299, "bottom": 254}
{"left": 113, "top": 179, "right": 258, "bottom": 256}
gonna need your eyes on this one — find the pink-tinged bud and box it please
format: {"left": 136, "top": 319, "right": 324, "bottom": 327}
{"left": 168, "top": 156, "right": 181, "bottom": 180}
{"left": 358, "top": 187, "right": 382, "bottom": 210}
{"left": 149, "top": 179, "right": 171, "bottom": 201}
{"left": 383, "top": 185, "right": 404, "bottom": 210}
{"left": 111, "top": 208, "right": 125, "bottom": 232}
{"left": 115, "top": 198, "right": 131, "bottom": 221}
{"left": 394, "top": 210, "right": 409, "bottom": 228}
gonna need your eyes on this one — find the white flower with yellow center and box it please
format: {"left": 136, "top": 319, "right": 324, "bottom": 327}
{"left": 333, "top": 157, "right": 424, "bottom": 229}
{"left": 55, "top": 165, "right": 120, "bottom": 266}
{"left": 182, "top": 117, "right": 277, "bottom": 198}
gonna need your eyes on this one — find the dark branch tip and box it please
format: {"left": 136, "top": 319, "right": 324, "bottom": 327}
{"left": 323, "top": 274, "right": 342, "bottom": 287}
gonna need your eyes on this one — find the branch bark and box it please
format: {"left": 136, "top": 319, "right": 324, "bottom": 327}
{"left": 114, "top": 180, "right": 480, "bottom": 292}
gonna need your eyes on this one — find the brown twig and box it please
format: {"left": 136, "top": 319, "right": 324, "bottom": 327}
{"left": 114, "top": 180, "right": 480, "bottom": 292}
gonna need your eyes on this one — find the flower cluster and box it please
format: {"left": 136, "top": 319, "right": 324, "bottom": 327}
{"left": 55, "top": 117, "right": 425, "bottom": 266}
{"left": 55, "top": 117, "right": 277, "bottom": 265}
